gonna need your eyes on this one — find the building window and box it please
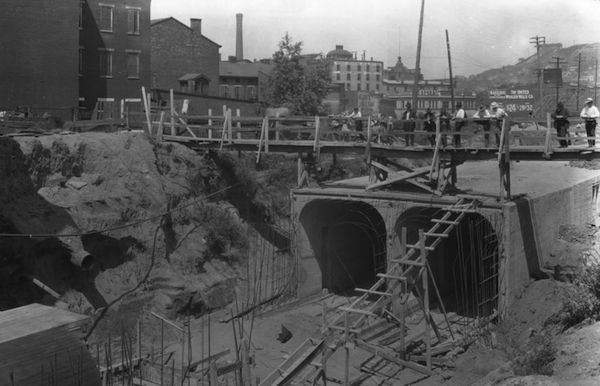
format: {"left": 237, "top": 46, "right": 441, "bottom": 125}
{"left": 346, "top": 64, "right": 350, "bottom": 71}
{"left": 376, "top": 74, "right": 380, "bottom": 81}
{"left": 376, "top": 84, "right": 380, "bottom": 91}
{"left": 346, "top": 73, "right": 350, "bottom": 81}
{"left": 347, "top": 83, "right": 351, "bottom": 90}
{"left": 99, "top": 49, "right": 113, "bottom": 77}
{"left": 220, "top": 85, "right": 229, "bottom": 98}
{"left": 366, "top": 83, "right": 370, "bottom": 91}
{"left": 366, "top": 74, "right": 370, "bottom": 81}
{"left": 336, "top": 64, "right": 340, "bottom": 71}
{"left": 357, "top": 84, "right": 361, "bottom": 91}
{"left": 357, "top": 73, "right": 361, "bottom": 81}
{"left": 367, "top": 64, "right": 370, "bottom": 72}
{"left": 247, "top": 86, "right": 256, "bottom": 100}
{"left": 99, "top": 4, "right": 113, "bottom": 32}
{"left": 336, "top": 73, "right": 340, "bottom": 81}
{"left": 127, "top": 51, "right": 140, "bottom": 79}
{"left": 234, "top": 86, "right": 242, "bottom": 99}
{"left": 376, "top": 65, "right": 380, "bottom": 72}
{"left": 358, "top": 64, "right": 362, "bottom": 71}
{"left": 79, "top": 2, "right": 83, "bottom": 29}
{"left": 79, "top": 47, "right": 83, "bottom": 76}
{"left": 127, "top": 8, "right": 140, "bottom": 35}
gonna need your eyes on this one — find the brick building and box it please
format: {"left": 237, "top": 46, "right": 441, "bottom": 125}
{"left": 326, "top": 45, "right": 384, "bottom": 93}
{"left": 0, "top": 1, "right": 80, "bottom": 116}
{"left": 80, "top": 0, "right": 152, "bottom": 113}
{"left": 151, "top": 17, "right": 221, "bottom": 96}
{"left": 0, "top": 0, "right": 152, "bottom": 119}
{"left": 219, "top": 58, "right": 273, "bottom": 102}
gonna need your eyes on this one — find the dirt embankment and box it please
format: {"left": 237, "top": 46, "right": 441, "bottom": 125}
{"left": 0, "top": 133, "right": 265, "bottom": 333}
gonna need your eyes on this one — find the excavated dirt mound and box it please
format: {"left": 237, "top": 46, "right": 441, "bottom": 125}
{"left": 0, "top": 132, "right": 252, "bottom": 335}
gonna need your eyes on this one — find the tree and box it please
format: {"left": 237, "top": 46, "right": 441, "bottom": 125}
{"left": 263, "top": 33, "right": 332, "bottom": 116}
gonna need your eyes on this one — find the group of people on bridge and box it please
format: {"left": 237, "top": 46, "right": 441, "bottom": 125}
{"left": 551, "top": 97, "right": 599, "bottom": 148}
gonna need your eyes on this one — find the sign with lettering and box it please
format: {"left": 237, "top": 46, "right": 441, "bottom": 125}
{"left": 489, "top": 88, "right": 536, "bottom": 118}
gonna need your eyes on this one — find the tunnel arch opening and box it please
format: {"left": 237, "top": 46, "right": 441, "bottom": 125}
{"left": 393, "top": 207, "right": 499, "bottom": 317}
{"left": 299, "top": 199, "right": 387, "bottom": 294}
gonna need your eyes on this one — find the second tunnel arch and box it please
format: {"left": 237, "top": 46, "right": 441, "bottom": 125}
{"left": 392, "top": 206, "right": 500, "bottom": 317}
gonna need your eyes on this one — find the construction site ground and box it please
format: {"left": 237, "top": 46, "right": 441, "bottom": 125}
{"left": 2, "top": 132, "right": 600, "bottom": 385}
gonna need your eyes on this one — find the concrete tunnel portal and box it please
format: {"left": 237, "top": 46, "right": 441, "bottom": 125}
{"left": 299, "top": 200, "right": 500, "bottom": 318}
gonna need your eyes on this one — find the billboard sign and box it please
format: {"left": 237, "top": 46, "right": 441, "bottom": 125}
{"left": 489, "top": 88, "right": 535, "bottom": 118}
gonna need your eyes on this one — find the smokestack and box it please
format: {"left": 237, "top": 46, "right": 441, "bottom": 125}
{"left": 236, "top": 13, "right": 243, "bottom": 61}
{"left": 190, "top": 18, "right": 202, "bottom": 34}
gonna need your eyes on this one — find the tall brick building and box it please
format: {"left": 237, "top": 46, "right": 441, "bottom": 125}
{"left": 326, "top": 45, "right": 384, "bottom": 94}
{"left": 0, "top": 0, "right": 151, "bottom": 118}
{"left": 0, "top": 1, "right": 80, "bottom": 115}
{"left": 151, "top": 17, "right": 221, "bottom": 96}
{"left": 80, "top": 0, "right": 152, "bottom": 112}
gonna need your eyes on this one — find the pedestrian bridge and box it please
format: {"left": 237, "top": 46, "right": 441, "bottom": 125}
{"left": 145, "top": 110, "right": 599, "bottom": 199}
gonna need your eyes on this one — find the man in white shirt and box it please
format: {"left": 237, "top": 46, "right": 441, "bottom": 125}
{"left": 581, "top": 97, "right": 600, "bottom": 147}
{"left": 490, "top": 102, "right": 508, "bottom": 147}
{"left": 451, "top": 102, "right": 466, "bottom": 147}
{"left": 350, "top": 107, "right": 363, "bottom": 132}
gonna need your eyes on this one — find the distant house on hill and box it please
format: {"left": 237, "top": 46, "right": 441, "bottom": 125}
{"left": 151, "top": 17, "right": 221, "bottom": 96}
{"left": 219, "top": 58, "right": 273, "bottom": 102}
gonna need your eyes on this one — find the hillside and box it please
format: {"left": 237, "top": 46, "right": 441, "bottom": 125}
{"left": 458, "top": 42, "right": 600, "bottom": 111}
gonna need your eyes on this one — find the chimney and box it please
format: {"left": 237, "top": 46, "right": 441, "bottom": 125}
{"left": 190, "top": 18, "right": 202, "bottom": 34}
{"left": 336, "top": 45, "right": 343, "bottom": 50}
{"left": 236, "top": 13, "right": 243, "bottom": 61}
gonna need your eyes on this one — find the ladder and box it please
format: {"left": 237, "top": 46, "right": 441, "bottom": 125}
{"left": 261, "top": 198, "right": 479, "bottom": 385}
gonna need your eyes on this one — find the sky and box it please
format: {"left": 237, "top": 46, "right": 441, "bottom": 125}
{"left": 151, "top": 0, "right": 600, "bottom": 79}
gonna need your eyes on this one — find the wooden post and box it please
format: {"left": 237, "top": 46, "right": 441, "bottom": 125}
{"left": 209, "top": 362, "right": 219, "bottom": 386}
{"left": 170, "top": 89, "right": 176, "bottom": 136}
{"left": 228, "top": 109, "right": 233, "bottom": 143}
{"left": 543, "top": 112, "right": 553, "bottom": 156}
{"left": 241, "top": 339, "right": 251, "bottom": 386}
{"left": 419, "top": 229, "right": 432, "bottom": 371}
{"left": 208, "top": 108, "right": 213, "bottom": 126}
{"left": 160, "top": 319, "right": 164, "bottom": 386}
{"left": 344, "top": 313, "right": 350, "bottom": 386}
{"left": 398, "top": 227, "right": 407, "bottom": 360}
{"left": 141, "top": 86, "right": 152, "bottom": 136}
{"left": 236, "top": 109, "right": 242, "bottom": 140}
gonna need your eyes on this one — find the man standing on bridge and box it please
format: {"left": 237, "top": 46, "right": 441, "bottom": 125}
{"left": 580, "top": 98, "right": 599, "bottom": 147}
{"left": 402, "top": 102, "right": 416, "bottom": 146}
{"left": 551, "top": 102, "right": 570, "bottom": 148}
{"left": 490, "top": 102, "right": 507, "bottom": 147}
{"left": 451, "top": 102, "right": 467, "bottom": 147}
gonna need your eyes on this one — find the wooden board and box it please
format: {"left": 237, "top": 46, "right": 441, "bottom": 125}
{"left": 0, "top": 303, "right": 90, "bottom": 344}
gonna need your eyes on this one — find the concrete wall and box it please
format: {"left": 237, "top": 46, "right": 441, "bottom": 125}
{"left": 292, "top": 192, "right": 506, "bottom": 311}
{"left": 502, "top": 175, "right": 600, "bottom": 308}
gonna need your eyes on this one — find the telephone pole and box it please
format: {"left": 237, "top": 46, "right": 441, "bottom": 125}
{"left": 576, "top": 53, "right": 582, "bottom": 111}
{"left": 445, "top": 30, "right": 455, "bottom": 111}
{"left": 550, "top": 56, "right": 567, "bottom": 104}
{"left": 530, "top": 36, "right": 546, "bottom": 116}
{"left": 411, "top": 0, "right": 426, "bottom": 113}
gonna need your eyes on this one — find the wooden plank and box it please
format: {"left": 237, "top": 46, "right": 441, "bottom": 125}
{"left": 0, "top": 303, "right": 90, "bottom": 343}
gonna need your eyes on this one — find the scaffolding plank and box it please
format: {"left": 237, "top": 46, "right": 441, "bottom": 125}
{"left": 376, "top": 273, "right": 408, "bottom": 281}
{"left": 355, "top": 288, "right": 393, "bottom": 296}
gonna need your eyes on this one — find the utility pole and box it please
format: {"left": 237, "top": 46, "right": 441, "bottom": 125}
{"left": 530, "top": 35, "right": 546, "bottom": 116}
{"left": 445, "top": 30, "right": 455, "bottom": 112}
{"left": 550, "top": 56, "right": 567, "bottom": 104}
{"left": 595, "top": 57, "right": 598, "bottom": 103}
{"left": 411, "top": 0, "right": 426, "bottom": 113}
{"left": 576, "top": 53, "right": 582, "bottom": 111}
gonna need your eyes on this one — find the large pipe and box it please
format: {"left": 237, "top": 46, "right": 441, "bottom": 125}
{"left": 62, "top": 225, "right": 94, "bottom": 270}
